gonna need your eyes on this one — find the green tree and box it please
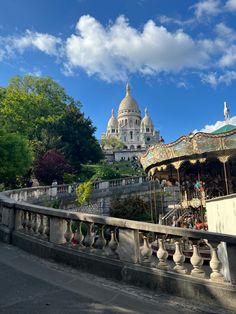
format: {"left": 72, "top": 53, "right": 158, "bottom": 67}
{"left": 91, "top": 163, "right": 121, "bottom": 180}
{"left": 0, "top": 75, "right": 77, "bottom": 155}
{"left": 76, "top": 181, "right": 93, "bottom": 205}
{"left": 0, "top": 75, "right": 103, "bottom": 173}
{"left": 34, "top": 149, "right": 71, "bottom": 185}
{"left": 101, "top": 137, "right": 124, "bottom": 150}
{"left": 110, "top": 196, "right": 151, "bottom": 222}
{"left": 56, "top": 104, "right": 103, "bottom": 171}
{"left": 0, "top": 132, "right": 33, "bottom": 187}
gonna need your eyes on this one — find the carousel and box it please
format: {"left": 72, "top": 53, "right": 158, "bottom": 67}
{"left": 140, "top": 123, "right": 236, "bottom": 227}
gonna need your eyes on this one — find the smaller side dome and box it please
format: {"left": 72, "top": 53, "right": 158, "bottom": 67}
{"left": 107, "top": 109, "right": 118, "bottom": 129}
{"left": 142, "top": 108, "right": 153, "bottom": 128}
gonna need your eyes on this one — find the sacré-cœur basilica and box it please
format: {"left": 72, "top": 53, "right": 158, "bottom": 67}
{"left": 101, "top": 82, "right": 161, "bottom": 161}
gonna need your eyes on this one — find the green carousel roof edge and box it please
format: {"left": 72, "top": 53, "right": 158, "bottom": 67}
{"left": 212, "top": 124, "right": 236, "bottom": 134}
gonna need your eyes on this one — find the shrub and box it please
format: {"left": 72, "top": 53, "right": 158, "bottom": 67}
{"left": 110, "top": 196, "right": 151, "bottom": 222}
{"left": 76, "top": 181, "right": 93, "bottom": 205}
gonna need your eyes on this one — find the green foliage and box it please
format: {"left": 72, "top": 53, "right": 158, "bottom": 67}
{"left": 76, "top": 181, "right": 93, "bottom": 205}
{"left": 91, "top": 163, "right": 121, "bottom": 181}
{"left": 43, "top": 199, "right": 62, "bottom": 209}
{"left": 110, "top": 196, "right": 151, "bottom": 222}
{"left": 0, "top": 75, "right": 103, "bottom": 184}
{"left": 34, "top": 149, "right": 71, "bottom": 185}
{"left": 101, "top": 137, "right": 124, "bottom": 150}
{"left": 0, "top": 76, "right": 70, "bottom": 154}
{"left": 55, "top": 104, "right": 103, "bottom": 171}
{"left": 63, "top": 173, "right": 77, "bottom": 184}
{"left": 79, "top": 160, "right": 145, "bottom": 182}
{"left": 0, "top": 132, "right": 33, "bottom": 187}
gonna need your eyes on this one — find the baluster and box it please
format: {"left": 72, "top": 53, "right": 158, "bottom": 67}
{"left": 32, "top": 213, "right": 39, "bottom": 235}
{"left": 21, "top": 211, "right": 27, "bottom": 231}
{"left": 190, "top": 243, "right": 206, "bottom": 278}
{"left": 84, "top": 222, "right": 95, "bottom": 248}
{"left": 205, "top": 240, "right": 224, "bottom": 282}
{"left": 94, "top": 225, "right": 106, "bottom": 251}
{"left": 38, "top": 214, "right": 45, "bottom": 237}
{"left": 44, "top": 216, "right": 50, "bottom": 240}
{"left": 108, "top": 229, "right": 119, "bottom": 258}
{"left": 26, "top": 212, "right": 32, "bottom": 232}
{"left": 140, "top": 235, "right": 152, "bottom": 265}
{"left": 156, "top": 238, "right": 169, "bottom": 270}
{"left": 73, "top": 221, "right": 84, "bottom": 247}
{"left": 64, "top": 219, "right": 72, "bottom": 244}
{"left": 173, "top": 240, "right": 187, "bottom": 274}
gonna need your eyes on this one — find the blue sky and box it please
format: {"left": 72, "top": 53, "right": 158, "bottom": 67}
{"left": 0, "top": 0, "right": 236, "bottom": 143}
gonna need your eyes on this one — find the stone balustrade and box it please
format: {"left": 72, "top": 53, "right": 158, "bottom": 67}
{"left": 2, "top": 176, "right": 147, "bottom": 204}
{"left": 1, "top": 186, "right": 236, "bottom": 309}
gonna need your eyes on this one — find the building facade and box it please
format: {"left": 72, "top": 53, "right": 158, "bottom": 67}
{"left": 102, "top": 83, "right": 161, "bottom": 161}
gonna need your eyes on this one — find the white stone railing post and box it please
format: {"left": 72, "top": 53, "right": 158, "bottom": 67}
{"left": 49, "top": 217, "right": 66, "bottom": 244}
{"left": 117, "top": 228, "right": 140, "bottom": 263}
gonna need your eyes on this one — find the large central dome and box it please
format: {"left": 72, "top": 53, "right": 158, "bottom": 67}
{"left": 118, "top": 82, "right": 141, "bottom": 118}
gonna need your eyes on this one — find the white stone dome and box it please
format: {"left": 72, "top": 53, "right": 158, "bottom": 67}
{"left": 118, "top": 82, "right": 140, "bottom": 117}
{"left": 142, "top": 108, "right": 153, "bottom": 127}
{"left": 107, "top": 109, "right": 118, "bottom": 128}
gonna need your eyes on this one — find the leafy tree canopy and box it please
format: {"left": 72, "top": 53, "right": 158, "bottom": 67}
{"left": 0, "top": 131, "right": 33, "bottom": 187}
{"left": 76, "top": 181, "right": 93, "bottom": 206}
{"left": 101, "top": 137, "right": 124, "bottom": 150}
{"left": 56, "top": 104, "right": 103, "bottom": 171}
{"left": 0, "top": 76, "right": 75, "bottom": 141}
{"left": 0, "top": 75, "right": 103, "bottom": 175}
{"left": 34, "top": 149, "right": 72, "bottom": 185}
{"left": 110, "top": 196, "right": 151, "bottom": 222}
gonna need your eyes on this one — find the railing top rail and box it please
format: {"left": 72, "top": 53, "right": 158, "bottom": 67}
{"left": 3, "top": 184, "right": 74, "bottom": 196}
{"left": 3, "top": 175, "right": 147, "bottom": 197}
{"left": 206, "top": 193, "right": 236, "bottom": 203}
{"left": 1, "top": 192, "right": 235, "bottom": 245}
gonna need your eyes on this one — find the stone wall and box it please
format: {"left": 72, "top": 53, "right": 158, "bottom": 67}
{"left": 206, "top": 193, "right": 236, "bottom": 235}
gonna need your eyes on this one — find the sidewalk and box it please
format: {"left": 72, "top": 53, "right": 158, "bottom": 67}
{"left": 0, "top": 242, "right": 232, "bottom": 314}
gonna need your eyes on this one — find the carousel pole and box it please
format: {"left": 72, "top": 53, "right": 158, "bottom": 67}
{"left": 149, "top": 176, "right": 154, "bottom": 223}
{"left": 172, "top": 161, "right": 183, "bottom": 217}
{"left": 219, "top": 156, "right": 229, "bottom": 195}
{"left": 153, "top": 176, "right": 158, "bottom": 224}
{"left": 223, "top": 162, "right": 229, "bottom": 195}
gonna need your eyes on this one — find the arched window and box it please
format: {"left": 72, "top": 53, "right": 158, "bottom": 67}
{"left": 130, "top": 131, "right": 133, "bottom": 140}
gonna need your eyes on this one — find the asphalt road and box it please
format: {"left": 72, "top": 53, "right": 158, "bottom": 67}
{"left": 0, "top": 242, "right": 232, "bottom": 314}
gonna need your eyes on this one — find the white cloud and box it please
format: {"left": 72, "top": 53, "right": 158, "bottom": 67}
{"left": 201, "top": 72, "right": 218, "bottom": 86}
{"left": 225, "top": 0, "right": 236, "bottom": 11}
{"left": 192, "top": 0, "right": 221, "bottom": 19}
{"left": 0, "top": 48, "right": 4, "bottom": 61}
{"left": 177, "top": 81, "right": 189, "bottom": 89}
{"left": 157, "top": 15, "right": 195, "bottom": 27}
{"left": 13, "top": 30, "right": 61, "bottom": 55}
{"left": 219, "top": 45, "right": 236, "bottom": 67}
{"left": 215, "top": 23, "right": 236, "bottom": 41}
{"left": 0, "top": 30, "right": 61, "bottom": 59}
{"left": 197, "top": 115, "right": 236, "bottom": 133}
{"left": 65, "top": 15, "right": 210, "bottom": 82}
{"left": 0, "top": 15, "right": 236, "bottom": 85}
{"left": 201, "top": 70, "right": 236, "bottom": 86}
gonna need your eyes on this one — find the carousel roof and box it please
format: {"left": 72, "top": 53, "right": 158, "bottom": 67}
{"left": 212, "top": 124, "right": 236, "bottom": 134}
{"left": 140, "top": 127, "right": 236, "bottom": 173}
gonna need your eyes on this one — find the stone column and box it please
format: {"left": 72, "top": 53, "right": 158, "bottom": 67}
{"left": 0, "top": 199, "right": 15, "bottom": 243}
{"left": 117, "top": 228, "right": 140, "bottom": 263}
{"left": 49, "top": 217, "right": 66, "bottom": 244}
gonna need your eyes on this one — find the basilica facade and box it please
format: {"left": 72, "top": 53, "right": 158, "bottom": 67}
{"left": 102, "top": 83, "right": 160, "bottom": 161}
